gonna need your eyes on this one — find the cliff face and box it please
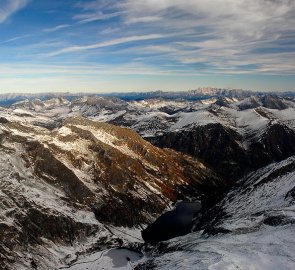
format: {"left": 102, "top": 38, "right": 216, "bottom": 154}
{"left": 1, "top": 94, "right": 295, "bottom": 269}
{"left": 0, "top": 117, "right": 221, "bottom": 269}
{"left": 148, "top": 123, "right": 248, "bottom": 179}
{"left": 135, "top": 156, "right": 295, "bottom": 270}
{"left": 148, "top": 122, "right": 295, "bottom": 179}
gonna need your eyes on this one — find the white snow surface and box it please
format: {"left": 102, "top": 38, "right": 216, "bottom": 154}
{"left": 64, "top": 248, "right": 143, "bottom": 270}
{"left": 3, "top": 96, "right": 295, "bottom": 142}
{"left": 1, "top": 95, "right": 295, "bottom": 270}
{"left": 148, "top": 226, "right": 295, "bottom": 270}
{"left": 136, "top": 156, "right": 295, "bottom": 270}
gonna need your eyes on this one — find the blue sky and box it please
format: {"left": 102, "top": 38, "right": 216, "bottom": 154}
{"left": 0, "top": 0, "right": 294, "bottom": 93}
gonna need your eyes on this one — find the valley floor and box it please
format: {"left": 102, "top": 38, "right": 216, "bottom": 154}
{"left": 61, "top": 248, "right": 142, "bottom": 270}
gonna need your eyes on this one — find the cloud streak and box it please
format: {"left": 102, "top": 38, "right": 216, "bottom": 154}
{"left": 111, "top": 0, "right": 295, "bottom": 75}
{"left": 0, "top": 0, "right": 294, "bottom": 92}
{"left": 73, "top": 11, "right": 122, "bottom": 24}
{"left": 0, "top": 0, "right": 29, "bottom": 23}
{"left": 43, "top": 24, "right": 71, "bottom": 32}
{"left": 47, "top": 34, "right": 169, "bottom": 56}
{"left": 0, "top": 34, "right": 30, "bottom": 44}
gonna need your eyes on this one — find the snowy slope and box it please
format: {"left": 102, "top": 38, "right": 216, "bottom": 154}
{"left": 0, "top": 115, "right": 221, "bottom": 270}
{"left": 0, "top": 126, "right": 113, "bottom": 269}
{"left": 135, "top": 156, "right": 295, "bottom": 270}
{"left": 1, "top": 95, "right": 294, "bottom": 270}
{"left": 4, "top": 95, "right": 295, "bottom": 140}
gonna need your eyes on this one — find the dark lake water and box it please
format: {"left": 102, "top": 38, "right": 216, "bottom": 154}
{"left": 142, "top": 201, "right": 201, "bottom": 243}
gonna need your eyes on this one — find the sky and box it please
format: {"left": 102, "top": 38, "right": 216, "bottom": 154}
{"left": 0, "top": 0, "right": 294, "bottom": 93}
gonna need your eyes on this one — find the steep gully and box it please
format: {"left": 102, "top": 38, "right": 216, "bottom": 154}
{"left": 142, "top": 122, "right": 295, "bottom": 243}
{"left": 1, "top": 110, "right": 295, "bottom": 268}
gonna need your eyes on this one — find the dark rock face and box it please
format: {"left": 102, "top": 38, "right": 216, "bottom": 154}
{"left": 260, "top": 95, "right": 289, "bottom": 110}
{"left": 0, "top": 117, "right": 9, "bottom": 124}
{"left": 148, "top": 123, "right": 249, "bottom": 179}
{"left": 249, "top": 124, "right": 295, "bottom": 169}
{"left": 263, "top": 215, "right": 294, "bottom": 226}
{"left": 92, "top": 193, "right": 166, "bottom": 228}
{"left": 20, "top": 207, "right": 98, "bottom": 246}
{"left": 286, "top": 187, "right": 295, "bottom": 200}
{"left": 148, "top": 123, "right": 295, "bottom": 180}
{"left": 142, "top": 202, "right": 201, "bottom": 243}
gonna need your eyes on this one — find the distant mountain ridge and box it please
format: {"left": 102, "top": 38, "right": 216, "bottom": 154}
{"left": 1, "top": 91, "right": 295, "bottom": 269}
{"left": 2, "top": 94, "right": 295, "bottom": 181}
{"left": 0, "top": 88, "right": 294, "bottom": 106}
{"left": 99, "top": 88, "right": 295, "bottom": 100}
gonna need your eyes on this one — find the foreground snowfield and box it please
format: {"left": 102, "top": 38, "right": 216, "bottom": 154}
{"left": 144, "top": 226, "right": 294, "bottom": 270}
{"left": 134, "top": 156, "right": 295, "bottom": 269}
{"left": 62, "top": 226, "right": 294, "bottom": 270}
{"left": 63, "top": 248, "right": 142, "bottom": 270}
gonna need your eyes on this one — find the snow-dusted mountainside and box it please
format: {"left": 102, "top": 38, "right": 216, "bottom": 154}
{"left": 5, "top": 94, "right": 295, "bottom": 179}
{"left": 1, "top": 93, "right": 295, "bottom": 270}
{"left": 136, "top": 156, "right": 295, "bottom": 270}
{"left": 0, "top": 115, "right": 221, "bottom": 269}
{"left": 4, "top": 95, "right": 295, "bottom": 135}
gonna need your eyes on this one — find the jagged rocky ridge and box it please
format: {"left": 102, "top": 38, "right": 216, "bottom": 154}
{"left": 0, "top": 93, "right": 295, "bottom": 269}
{"left": 148, "top": 121, "right": 295, "bottom": 179}
{"left": 0, "top": 115, "right": 221, "bottom": 269}
{"left": 4, "top": 94, "right": 295, "bottom": 180}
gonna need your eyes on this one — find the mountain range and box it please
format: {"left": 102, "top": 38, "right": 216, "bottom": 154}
{"left": 0, "top": 91, "right": 294, "bottom": 269}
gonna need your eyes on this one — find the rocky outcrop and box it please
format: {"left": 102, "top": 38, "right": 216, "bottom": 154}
{"left": 0, "top": 117, "right": 222, "bottom": 269}
{"left": 135, "top": 156, "right": 295, "bottom": 269}
{"left": 148, "top": 123, "right": 295, "bottom": 180}
{"left": 249, "top": 124, "right": 295, "bottom": 169}
{"left": 148, "top": 123, "right": 249, "bottom": 179}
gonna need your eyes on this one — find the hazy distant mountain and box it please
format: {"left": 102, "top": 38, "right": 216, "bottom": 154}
{"left": 102, "top": 88, "right": 295, "bottom": 100}
{"left": 1, "top": 88, "right": 294, "bottom": 106}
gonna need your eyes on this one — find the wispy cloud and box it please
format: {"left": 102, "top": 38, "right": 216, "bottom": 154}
{"left": 0, "top": 0, "right": 294, "bottom": 92}
{"left": 0, "top": 34, "right": 30, "bottom": 44}
{"left": 73, "top": 11, "right": 122, "bottom": 24}
{"left": 125, "top": 16, "right": 162, "bottom": 24}
{"left": 47, "top": 34, "right": 169, "bottom": 57}
{"left": 0, "top": 0, "right": 29, "bottom": 23}
{"left": 43, "top": 24, "right": 71, "bottom": 33}
{"left": 111, "top": 0, "right": 295, "bottom": 75}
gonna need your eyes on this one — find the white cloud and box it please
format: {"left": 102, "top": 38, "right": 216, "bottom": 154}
{"left": 43, "top": 24, "right": 71, "bottom": 33}
{"left": 0, "top": 0, "right": 29, "bottom": 23}
{"left": 2, "top": 0, "right": 294, "bottom": 81}
{"left": 0, "top": 34, "right": 30, "bottom": 44}
{"left": 73, "top": 11, "right": 122, "bottom": 24}
{"left": 125, "top": 16, "right": 162, "bottom": 24}
{"left": 110, "top": 0, "right": 295, "bottom": 74}
{"left": 47, "top": 34, "right": 169, "bottom": 56}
